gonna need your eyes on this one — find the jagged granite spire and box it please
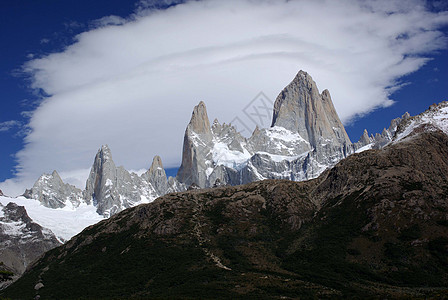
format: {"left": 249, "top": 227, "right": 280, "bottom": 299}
{"left": 177, "top": 101, "right": 214, "bottom": 187}
{"left": 359, "top": 129, "right": 371, "bottom": 145}
{"left": 142, "top": 155, "right": 168, "bottom": 196}
{"left": 26, "top": 145, "right": 185, "bottom": 218}
{"left": 84, "top": 145, "right": 158, "bottom": 217}
{"left": 271, "top": 70, "right": 351, "bottom": 148}
{"left": 84, "top": 145, "right": 118, "bottom": 215}
{"left": 188, "top": 101, "right": 212, "bottom": 135}
{"left": 176, "top": 72, "right": 356, "bottom": 188}
{"left": 84, "top": 145, "right": 116, "bottom": 206}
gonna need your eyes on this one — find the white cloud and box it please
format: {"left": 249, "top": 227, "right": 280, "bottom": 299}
{"left": 2, "top": 0, "right": 448, "bottom": 195}
{"left": 90, "top": 15, "right": 126, "bottom": 27}
{"left": 0, "top": 120, "right": 21, "bottom": 132}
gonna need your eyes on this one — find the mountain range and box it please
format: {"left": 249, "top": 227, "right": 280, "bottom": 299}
{"left": 1, "top": 70, "right": 447, "bottom": 297}
{"left": 3, "top": 122, "right": 448, "bottom": 298}
{"left": 20, "top": 71, "right": 411, "bottom": 217}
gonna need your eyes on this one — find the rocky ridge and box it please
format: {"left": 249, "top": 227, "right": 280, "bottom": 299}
{"left": 25, "top": 145, "right": 186, "bottom": 217}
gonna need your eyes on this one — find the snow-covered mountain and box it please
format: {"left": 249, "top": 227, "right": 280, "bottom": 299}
{"left": 0, "top": 196, "right": 102, "bottom": 242}
{"left": 353, "top": 102, "right": 448, "bottom": 152}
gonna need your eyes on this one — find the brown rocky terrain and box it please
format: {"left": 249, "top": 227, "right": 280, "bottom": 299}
{"left": 2, "top": 129, "right": 448, "bottom": 299}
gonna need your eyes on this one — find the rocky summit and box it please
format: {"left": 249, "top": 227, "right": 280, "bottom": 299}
{"left": 83, "top": 145, "right": 159, "bottom": 217}
{"left": 3, "top": 128, "right": 448, "bottom": 299}
{"left": 271, "top": 70, "right": 351, "bottom": 148}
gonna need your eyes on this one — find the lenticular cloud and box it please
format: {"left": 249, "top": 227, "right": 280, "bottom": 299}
{"left": 2, "top": 0, "right": 448, "bottom": 196}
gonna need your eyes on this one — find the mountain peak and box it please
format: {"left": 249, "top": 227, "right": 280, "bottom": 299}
{"left": 187, "top": 101, "right": 211, "bottom": 135}
{"left": 149, "top": 155, "right": 164, "bottom": 173}
{"left": 177, "top": 101, "right": 214, "bottom": 186}
{"left": 24, "top": 170, "right": 83, "bottom": 209}
{"left": 295, "top": 69, "right": 309, "bottom": 79}
{"left": 51, "top": 170, "right": 61, "bottom": 180}
{"left": 144, "top": 155, "right": 168, "bottom": 196}
{"left": 290, "top": 70, "right": 314, "bottom": 89}
{"left": 271, "top": 70, "right": 350, "bottom": 147}
{"left": 98, "top": 145, "right": 113, "bottom": 161}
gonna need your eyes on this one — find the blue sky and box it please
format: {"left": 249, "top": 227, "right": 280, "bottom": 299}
{"left": 0, "top": 0, "right": 140, "bottom": 188}
{"left": 1, "top": 0, "right": 447, "bottom": 195}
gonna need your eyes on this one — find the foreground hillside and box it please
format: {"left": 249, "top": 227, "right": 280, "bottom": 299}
{"left": 3, "top": 130, "right": 448, "bottom": 299}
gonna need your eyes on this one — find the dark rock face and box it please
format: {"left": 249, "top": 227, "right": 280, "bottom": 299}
{"left": 4, "top": 130, "right": 448, "bottom": 299}
{"left": 0, "top": 203, "right": 60, "bottom": 281}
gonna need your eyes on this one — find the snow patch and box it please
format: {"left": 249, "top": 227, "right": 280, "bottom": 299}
{"left": 266, "top": 126, "right": 309, "bottom": 144}
{"left": 212, "top": 142, "right": 252, "bottom": 169}
{"left": 206, "top": 167, "right": 214, "bottom": 177}
{"left": 355, "top": 144, "right": 373, "bottom": 153}
{"left": 395, "top": 103, "right": 448, "bottom": 141}
{"left": 255, "top": 151, "right": 308, "bottom": 163}
{"left": 0, "top": 221, "right": 26, "bottom": 236}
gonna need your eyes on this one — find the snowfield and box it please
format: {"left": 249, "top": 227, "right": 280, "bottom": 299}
{"left": 0, "top": 195, "right": 104, "bottom": 242}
